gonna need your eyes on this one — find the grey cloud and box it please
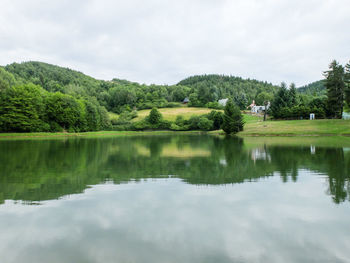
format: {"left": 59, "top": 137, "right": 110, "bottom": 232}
{"left": 0, "top": 0, "right": 349, "bottom": 85}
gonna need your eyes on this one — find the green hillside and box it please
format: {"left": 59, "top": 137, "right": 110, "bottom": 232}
{"left": 297, "top": 80, "right": 326, "bottom": 96}
{"left": 178, "top": 74, "right": 279, "bottom": 107}
{"left": 0, "top": 61, "right": 326, "bottom": 133}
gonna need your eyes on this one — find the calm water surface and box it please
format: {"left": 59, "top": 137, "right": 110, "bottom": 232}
{"left": 0, "top": 135, "right": 349, "bottom": 263}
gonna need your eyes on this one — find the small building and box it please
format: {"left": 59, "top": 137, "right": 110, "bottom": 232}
{"left": 343, "top": 112, "right": 350, "bottom": 120}
{"left": 251, "top": 102, "right": 270, "bottom": 114}
{"left": 218, "top": 98, "right": 228, "bottom": 107}
{"left": 183, "top": 97, "right": 189, "bottom": 104}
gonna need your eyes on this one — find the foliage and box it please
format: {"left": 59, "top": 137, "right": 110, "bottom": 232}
{"left": 207, "top": 110, "right": 224, "bottom": 130}
{"left": 298, "top": 80, "right": 326, "bottom": 96}
{"left": 198, "top": 117, "right": 214, "bottom": 131}
{"left": 270, "top": 82, "right": 292, "bottom": 118}
{"left": 0, "top": 67, "right": 16, "bottom": 91}
{"left": 148, "top": 107, "right": 162, "bottom": 124}
{"left": 178, "top": 74, "right": 279, "bottom": 108}
{"left": 0, "top": 84, "right": 49, "bottom": 132}
{"left": 255, "top": 91, "right": 273, "bottom": 105}
{"left": 222, "top": 99, "right": 244, "bottom": 135}
{"left": 345, "top": 61, "right": 350, "bottom": 108}
{"left": 206, "top": 101, "right": 223, "bottom": 109}
{"left": 324, "top": 60, "right": 345, "bottom": 119}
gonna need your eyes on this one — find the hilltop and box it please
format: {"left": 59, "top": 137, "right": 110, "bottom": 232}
{"left": 2, "top": 61, "right": 281, "bottom": 112}
{"left": 297, "top": 80, "right": 326, "bottom": 96}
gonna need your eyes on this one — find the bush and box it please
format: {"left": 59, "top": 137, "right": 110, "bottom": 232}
{"left": 207, "top": 110, "right": 224, "bottom": 130}
{"left": 175, "top": 115, "right": 185, "bottom": 126}
{"left": 148, "top": 107, "right": 162, "bottom": 124}
{"left": 198, "top": 117, "right": 214, "bottom": 131}
{"left": 188, "top": 115, "right": 201, "bottom": 130}
{"left": 206, "top": 102, "right": 224, "bottom": 110}
{"left": 114, "top": 110, "right": 138, "bottom": 125}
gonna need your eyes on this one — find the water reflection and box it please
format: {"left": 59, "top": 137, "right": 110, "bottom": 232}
{"left": 0, "top": 135, "right": 349, "bottom": 204}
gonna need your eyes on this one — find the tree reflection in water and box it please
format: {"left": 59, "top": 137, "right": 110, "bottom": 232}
{"left": 0, "top": 135, "right": 349, "bottom": 204}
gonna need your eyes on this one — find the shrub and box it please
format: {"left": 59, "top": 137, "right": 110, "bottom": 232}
{"left": 188, "top": 115, "right": 201, "bottom": 130}
{"left": 198, "top": 117, "right": 214, "bottom": 131}
{"left": 148, "top": 107, "right": 162, "bottom": 124}
{"left": 207, "top": 110, "right": 224, "bottom": 130}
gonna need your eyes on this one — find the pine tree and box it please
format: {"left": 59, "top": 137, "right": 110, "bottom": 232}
{"left": 324, "top": 60, "right": 345, "bottom": 119}
{"left": 289, "top": 83, "right": 297, "bottom": 106}
{"left": 270, "top": 82, "right": 289, "bottom": 118}
{"left": 222, "top": 99, "right": 244, "bottom": 135}
{"left": 345, "top": 61, "right": 350, "bottom": 107}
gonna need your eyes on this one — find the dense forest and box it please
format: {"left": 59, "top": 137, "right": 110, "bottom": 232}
{"left": 0, "top": 61, "right": 279, "bottom": 132}
{"left": 178, "top": 74, "right": 279, "bottom": 108}
{"left": 297, "top": 80, "right": 326, "bottom": 96}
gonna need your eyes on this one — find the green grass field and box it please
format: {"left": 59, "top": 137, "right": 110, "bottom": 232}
{"left": 240, "top": 119, "right": 350, "bottom": 136}
{"left": 132, "top": 107, "right": 219, "bottom": 122}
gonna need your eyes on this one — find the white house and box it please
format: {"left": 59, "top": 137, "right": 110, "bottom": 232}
{"left": 218, "top": 98, "right": 228, "bottom": 107}
{"left": 251, "top": 102, "right": 270, "bottom": 114}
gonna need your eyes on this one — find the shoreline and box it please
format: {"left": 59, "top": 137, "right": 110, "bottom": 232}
{"left": 1, "top": 130, "right": 350, "bottom": 139}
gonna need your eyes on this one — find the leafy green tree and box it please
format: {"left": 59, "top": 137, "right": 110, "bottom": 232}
{"left": 0, "top": 84, "right": 48, "bottom": 132}
{"left": 222, "top": 99, "right": 244, "bottom": 135}
{"left": 324, "top": 60, "right": 345, "bottom": 118}
{"left": 0, "top": 68, "right": 16, "bottom": 91}
{"left": 148, "top": 107, "right": 162, "bottom": 124}
{"left": 46, "top": 92, "right": 85, "bottom": 132}
{"left": 255, "top": 92, "right": 273, "bottom": 106}
{"left": 84, "top": 99, "right": 101, "bottom": 131}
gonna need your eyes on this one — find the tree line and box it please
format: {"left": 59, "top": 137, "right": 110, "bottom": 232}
{"left": 0, "top": 81, "right": 110, "bottom": 132}
{"left": 270, "top": 60, "right": 350, "bottom": 119}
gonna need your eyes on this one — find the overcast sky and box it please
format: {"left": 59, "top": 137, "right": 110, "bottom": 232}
{"left": 0, "top": 0, "right": 349, "bottom": 86}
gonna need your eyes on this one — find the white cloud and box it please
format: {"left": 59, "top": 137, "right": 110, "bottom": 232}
{"left": 0, "top": 0, "right": 349, "bottom": 86}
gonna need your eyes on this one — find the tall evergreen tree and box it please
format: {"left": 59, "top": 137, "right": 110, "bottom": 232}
{"left": 222, "top": 99, "right": 244, "bottom": 135}
{"left": 324, "top": 60, "right": 345, "bottom": 118}
{"left": 270, "top": 82, "right": 289, "bottom": 118}
{"left": 345, "top": 61, "right": 350, "bottom": 107}
{"left": 289, "top": 83, "right": 297, "bottom": 106}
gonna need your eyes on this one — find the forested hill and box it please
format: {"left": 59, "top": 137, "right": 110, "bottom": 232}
{"left": 297, "top": 80, "right": 326, "bottom": 96}
{"left": 0, "top": 61, "right": 320, "bottom": 133}
{"left": 177, "top": 74, "right": 279, "bottom": 107}
{"left": 5, "top": 61, "right": 103, "bottom": 95}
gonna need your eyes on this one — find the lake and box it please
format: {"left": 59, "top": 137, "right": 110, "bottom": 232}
{"left": 0, "top": 135, "right": 350, "bottom": 263}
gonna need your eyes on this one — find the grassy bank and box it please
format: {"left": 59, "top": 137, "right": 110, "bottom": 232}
{"left": 0, "top": 130, "right": 206, "bottom": 140}
{"left": 239, "top": 119, "right": 350, "bottom": 136}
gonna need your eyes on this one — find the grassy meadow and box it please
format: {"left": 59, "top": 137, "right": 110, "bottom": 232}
{"left": 240, "top": 119, "right": 350, "bottom": 136}
{"left": 132, "top": 107, "right": 218, "bottom": 122}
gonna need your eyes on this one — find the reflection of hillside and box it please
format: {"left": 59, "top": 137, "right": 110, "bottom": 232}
{"left": 161, "top": 145, "right": 210, "bottom": 158}
{"left": 0, "top": 135, "right": 349, "bottom": 204}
